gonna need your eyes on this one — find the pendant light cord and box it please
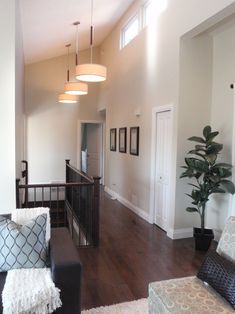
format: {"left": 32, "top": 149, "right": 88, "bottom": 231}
{"left": 76, "top": 24, "right": 79, "bottom": 66}
{"left": 66, "top": 44, "right": 71, "bottom": 82}
{"left": 90, "top": 0, "right": 94, "bottom": 63}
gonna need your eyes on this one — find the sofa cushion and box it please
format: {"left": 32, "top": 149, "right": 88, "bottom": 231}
{"left": 148, "top": 276, "right": 234, "bottom": 314}
{"left": 217, "top": 216, "right": 235, "bottom": 263}
{"left": 197, "top": 249, "right": 235, "bottom": 308}
{"left": 0, "top": 214, "right": 47, "bottom": 272}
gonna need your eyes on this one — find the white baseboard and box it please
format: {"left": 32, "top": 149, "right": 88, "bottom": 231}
{"left": 104, "top": 186, "right": 222, "bottom": 241}
{"left": 167, "top": 227, "right": 222, "bottom": 241}
{"left": 104, "top": 186, "right": 150, "bottom": 223}
{"left": 167, "top": 228, "right": 193, "bottom": 240}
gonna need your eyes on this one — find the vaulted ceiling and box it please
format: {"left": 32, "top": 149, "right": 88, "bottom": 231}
{"left": 20, "top": 0, "right": 135, "bottom": 64}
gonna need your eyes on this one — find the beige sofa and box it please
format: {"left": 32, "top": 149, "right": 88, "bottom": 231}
{"left": 148, "top": 217, "right": 235, "bottom": 313}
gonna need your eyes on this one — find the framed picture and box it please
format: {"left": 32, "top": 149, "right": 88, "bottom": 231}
{"left": 110, "top": 128, "right": 117, "bottom": 151}
{"left": 130, "top": 127, "right": 139, "bottom": 156}
{"left": 119, "top": 128, "right": 127, "bottom": 153}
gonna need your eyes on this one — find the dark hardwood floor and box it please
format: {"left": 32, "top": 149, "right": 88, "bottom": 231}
{"left": 78, "top": 191, "right": 206, "bottom": 310}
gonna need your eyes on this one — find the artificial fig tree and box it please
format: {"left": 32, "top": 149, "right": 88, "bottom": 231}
{"left": 180, "top": 125, "right": 235, "bottom": 233}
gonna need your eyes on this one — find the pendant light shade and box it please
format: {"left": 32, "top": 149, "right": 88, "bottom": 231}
{"left": 75, "top": 63, "right": 107, "bottom": 82}
{"left": 64, "top": 81, "right": 88, "bottom": 95}
{"left": 75, "top": 0, "right": 107, "bottom": 83}
{"left": 58, "top": 93, "right": 78, "bottom": 104}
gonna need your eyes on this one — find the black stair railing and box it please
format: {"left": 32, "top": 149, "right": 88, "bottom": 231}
{"left": 16, "top": 160, "right": 101, "bottom": 247}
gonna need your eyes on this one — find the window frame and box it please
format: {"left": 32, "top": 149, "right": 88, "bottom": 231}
{"left": 142, "top": 0, "right": 151, "bottom": 29}
{"left": 120, "top": 12, "right": 140, "bottom": 49}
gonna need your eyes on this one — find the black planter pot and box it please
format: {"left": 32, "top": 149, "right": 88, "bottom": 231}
{"left": 193, "top": 227, "right": 214, "bottom": 251}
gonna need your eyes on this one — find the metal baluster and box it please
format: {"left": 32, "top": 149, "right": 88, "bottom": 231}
{"left": 71, "top": 186, "right": 74, "bottom": 240}
{"left": 34, "top": 188, "right": 36, "bottom": 207}
{"left": 57, "top": 186, "right": 59, "bottom": 227}
{"left": 16, "top": 179, "right": 20, "bottom": 208}
{"left": 49, "top": 187, "right": 52, "bottom": 210}
{"left": 42, "top": 187, "right": 44, "bottom": 206}
{"left": 78, "top": 186, "right": 81, "bottom": 246}
{"left": 93, "top": 177, "right": 101, "bottom": 247}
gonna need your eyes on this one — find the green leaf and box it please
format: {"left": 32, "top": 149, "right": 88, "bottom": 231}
{"left": 209, "top": 175, "right": 220, "bottom": 183}
{"left": 188, "top": 183, "right": 200, "bottom": 189}
{"left": 186, "top": 207, "right": 198, "bottom": 213}
{"left": 214, "top": 163, "right": 233, "bottom": 169}
{"left": 188, "top": 151, "right": 206, "bottom": 160}
{"left": 188, "top": 136, "right": 206, "bottom": 143}
{"left": 205, "top": 154, "right": 217, "bottom": 164}
{"left": 220, "top": 168, "right": 232, "bottom": 178}
{"left": 203, "top": 126, "right": 211, "bottom": 139}
{"left": 206, "top": 143, "right": 223, "bottom": 155}
{"left": 220, "top": 180, "right": 235, "bottom": 194}
{"left": 211, "top": 187, "right": 225, "bottom": 194}
{"left": 206, "top": 131, "right": 219, "bottom": 143}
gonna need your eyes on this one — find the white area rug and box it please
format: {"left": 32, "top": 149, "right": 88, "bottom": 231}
{"left": 82, "top": 298, "right": 148, "bottom": 314}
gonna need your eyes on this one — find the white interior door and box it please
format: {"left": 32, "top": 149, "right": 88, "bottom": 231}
{"left": 86, "top": 124, "right": 102, "bottom": 178}
{"left": 154, "top": 110, "right": 172, "bottom": 231}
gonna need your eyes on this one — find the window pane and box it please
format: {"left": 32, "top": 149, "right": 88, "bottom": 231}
{"left": 121, "top": 15, "right": 139, "bottom": 48}
{"left": 124, "top": 18, "right": 139, "bottom": 46}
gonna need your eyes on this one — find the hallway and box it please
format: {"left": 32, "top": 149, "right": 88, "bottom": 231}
{"left": 78, "top": 191, "right": 206, "bottom": 310}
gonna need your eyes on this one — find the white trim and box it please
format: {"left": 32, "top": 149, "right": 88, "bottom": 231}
{"left": 149, "top": 105, "right": 174, "bottom": 235}
{"left": 167, "top": 227, "right": 222, "bottom": 241}
{"left": 167, "top": 228, "right": 193, "bottom": 240}
{"left": 77, "top": 120, "right": 105, "bottom": 185}
{"left": 104, "top": 186, "right": 150, "bottom": 223}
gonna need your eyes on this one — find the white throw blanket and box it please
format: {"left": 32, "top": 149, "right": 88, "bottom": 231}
{"left": 11, "top": 207, "right": 51, "bottom": 243}
{"left": 1, "top": 208, "right": 61, "bottom": 314}
{"left": 2, "top": 268, "right": 62, "bottom": 314}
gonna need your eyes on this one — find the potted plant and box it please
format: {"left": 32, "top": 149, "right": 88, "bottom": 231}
{"left": 180, "top": 125, "right": 235, "bottom": 251}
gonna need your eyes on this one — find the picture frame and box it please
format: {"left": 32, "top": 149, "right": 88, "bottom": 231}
{"left": 130, "top": 127, "right": 139, "bottom": 156}
{"left": 119, "top": 127, "right": 127, "bottom": 153}
{"left": 110, "top": 128, "right": 117, "bottom": 151}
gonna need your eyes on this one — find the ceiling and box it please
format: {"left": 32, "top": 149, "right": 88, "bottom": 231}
{"left": 20, "top": 0, "right": 135, "bottom": 64}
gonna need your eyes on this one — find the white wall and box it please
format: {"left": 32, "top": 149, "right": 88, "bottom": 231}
{"left": 25, "top": 48, "right": 104, "bottom": 183}
{"left": 0, "top": 0, "right": 16, "bottom": 213}
{"left": 206, "top": 22, "right": 235, "bottom": 234}
{"left": 175, "top": 34, "right": 213, "bottom": 230}
{"left": 98, "top": 0, "right": 235, "bottom": 235}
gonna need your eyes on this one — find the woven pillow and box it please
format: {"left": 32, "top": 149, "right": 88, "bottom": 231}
{"left": 197, "top": 249, "right": 235, "bottom": 308}
{"left": 0, "top": 214, "right": 47, "bottom": 272}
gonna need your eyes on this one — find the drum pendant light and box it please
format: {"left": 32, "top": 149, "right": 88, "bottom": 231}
{"left": 58, "top": 93, "right": 78, "bottom": 103}
{"left": 58, "top": 44, "right": 78, "bottom": 104}
{"left": 75, "top": 0, "right": 107, "bottom": 82}
{"left": 64, "top": 22, "right": 88, "bottom": 95}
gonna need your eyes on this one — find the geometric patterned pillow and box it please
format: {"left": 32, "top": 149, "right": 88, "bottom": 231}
{"left": 217, "top": 216, "right": 235, "bottom": 263}
{"left": 0, "top": 214, "right": 47, "bottom": 272}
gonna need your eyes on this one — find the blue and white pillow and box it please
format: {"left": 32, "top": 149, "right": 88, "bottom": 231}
{"left": 0, "top": 214, "right": 47, "bottom": 272}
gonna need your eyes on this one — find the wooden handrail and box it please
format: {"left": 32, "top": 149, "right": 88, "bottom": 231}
{"left": 18, "top": 182, "right": 93, "bottom": 188}
{"left": 66, "top": 159, "right": 94, "bottom": 183}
